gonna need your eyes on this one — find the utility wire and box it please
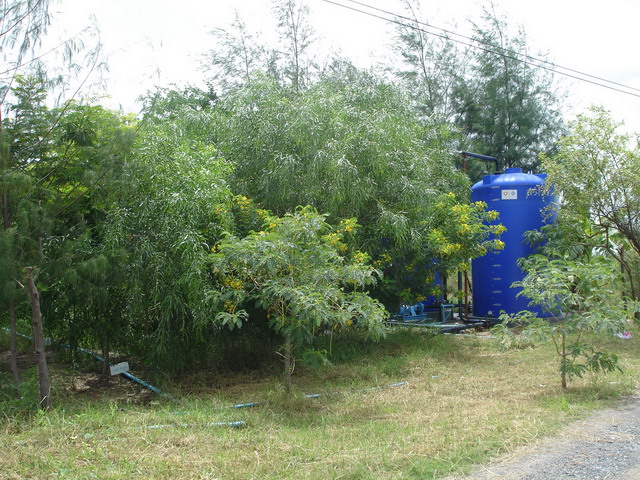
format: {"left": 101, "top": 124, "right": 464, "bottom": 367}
{"left": 337, "top": 0, "right": 640, "bottom": 95}
{"left": 316, "top": 0, "right": 640, "bottom": 99}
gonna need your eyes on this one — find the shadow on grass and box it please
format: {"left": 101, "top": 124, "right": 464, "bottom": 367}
{"left": 315, "top": 328, "right": 467, "bottom": 364}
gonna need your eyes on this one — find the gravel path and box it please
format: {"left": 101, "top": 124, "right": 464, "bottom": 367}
{"left": 445, "top": 393, "right": 640, "bottom": 480}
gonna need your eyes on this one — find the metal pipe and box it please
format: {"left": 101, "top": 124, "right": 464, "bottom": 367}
{"left": 457, "top": 270, "right": 464, "bottom": 321}
{"left": 464, "top": 270, "right": 471, "bottom": 320}
{"left": 228, "top": 401, "right": 263, "bottom": 409}
{"left": 459, "top": 151, "right": 500, "bottom": 173}
{"left": 440, "top": 322, "right": 486, "bottom": 333}
{"left": 2, "top": 329, "right": 175, "bottom": 400}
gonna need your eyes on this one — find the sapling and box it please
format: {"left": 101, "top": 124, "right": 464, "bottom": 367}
{"left": 209, "top": 206, "right": 387, "bottom": 392}
{"left": 496, "top": 254, "right": 637, "bottom": 389}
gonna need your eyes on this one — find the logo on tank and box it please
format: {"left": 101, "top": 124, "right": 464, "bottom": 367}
{"left": 501, "top": 189, "right": 518, "bottom": 200}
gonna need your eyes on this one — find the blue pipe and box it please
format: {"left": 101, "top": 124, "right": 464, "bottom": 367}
{"left": 459, "top": 151, "right": 500, "bottom": 172}
{"left": 121, "top": 372, "right": 173, "bottom": 400}
{"left": 361, "top": 381, "right": 409, "bottom": 391}
{"left": 227, "top": 401, "right": 263, "bottom": 409}
{"left": 304, "top": 381, "right": 410, "bottom": 399}
{"left": 74, "top": 346, "right": 175, "bottom": 400}
{"left": 5, "top": 329, "right": 412, "bottom": 410}
{"left": 3, "top": 328, "right": 174, "bottom": 400}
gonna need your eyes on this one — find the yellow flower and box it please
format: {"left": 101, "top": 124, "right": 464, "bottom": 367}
{"left": 487, "top": 210, "right": 499, "bottom": 221}
{"left": 353, "top": 251, "right": 368, "bottom": 263}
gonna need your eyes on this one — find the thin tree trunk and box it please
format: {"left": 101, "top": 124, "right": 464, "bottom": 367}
{"left": 101, "top": 334, "right": 110, "bottom": 382}
{"left": 25, "top": 267, "right": 51, "bottom": 409}
{"left": 2, "top": 120, "right": 20, "bottom": 397}
{"left": 284, "top": 334, "right": 292, "bottom": 394}
{"left": 8, "top": 299, "right": 20, "bottom": 398}
{"left": 560, "top": 333, "right": 567, "bottom": 390}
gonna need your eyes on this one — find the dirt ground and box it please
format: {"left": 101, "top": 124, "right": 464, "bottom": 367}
{"left": 444, "top": 393, "right": 640, "bottom": 480}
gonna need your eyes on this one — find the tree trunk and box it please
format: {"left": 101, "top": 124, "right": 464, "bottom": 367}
{"left": 2, "top": 132, "right": 19, "bottom": 397}
{"left": 8, "top": 299, "right": 20, "bottom": 398}
{"left": 284, "top": 334, "right": 292, "bottom": 394}
{"left": 25, "top": 267, "right": 51, "bottom": 409}
{"left": 560, "top": 333, "right": 567, "bottom": 390}
{"left": 101, "top": 334, "right": 110, "bottom": 383}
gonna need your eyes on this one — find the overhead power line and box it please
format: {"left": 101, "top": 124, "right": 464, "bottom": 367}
{"left": 337, "top": 0, "right": 640, "bottom": 94}
{"left": 316, "top": 0, "right": 640, "bottom": 99}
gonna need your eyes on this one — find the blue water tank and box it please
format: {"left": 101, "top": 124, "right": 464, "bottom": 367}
{"left": 471, "top": 168, "right": 554, "bottom": 317}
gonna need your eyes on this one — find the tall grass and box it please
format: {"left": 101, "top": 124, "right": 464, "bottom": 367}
{"left": 1, "top": 326, "right": 638, "bottom": 479}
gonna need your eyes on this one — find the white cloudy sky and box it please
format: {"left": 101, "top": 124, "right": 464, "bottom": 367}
{"left": 48, "top": 0, "right": 640, "bottom": 133}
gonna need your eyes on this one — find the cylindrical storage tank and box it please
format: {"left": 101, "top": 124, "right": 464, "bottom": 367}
{"left": 471, "top": 168, "right": 554, "bottom": 317}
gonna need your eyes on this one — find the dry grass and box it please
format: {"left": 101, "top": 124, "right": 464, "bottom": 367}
{"left": 1, "top": 327, "right": 638, "bottom": 479}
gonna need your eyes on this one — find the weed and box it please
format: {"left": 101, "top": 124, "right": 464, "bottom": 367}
{"left": 1, "top": 328, "right": 638, "bottom": 479}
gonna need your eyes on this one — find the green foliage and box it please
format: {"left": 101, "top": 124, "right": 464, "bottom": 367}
{"left": 392, "top": 3, "right": 564, "bottom": 176}
{"left": 0, "top": 0, "right": 52, "bottom": 105}
{"left": 452, "top": 7, "right": 564, "bottom": 172}
{"left": 379, "top": 192, "right": 504, "bottom": 304}
{"left": 392, "top": 0, "right": 471, "bottom": 121}
{"left": 97, "top": 105, "right": 233, "bottom": 370}
{"left": 1, "top": 2, "right": 581, "bottom": 387}
{"left": 209, "top": 206, "right": 387, "bottom": 387}
{"left": 496, "top": 254, "right": 637, "bottom": 388}
{"left": 541, "top": 106, "right": 640, "bottom": 302}
{"left": 203, "top": 11, "right": 270, "bottom": 93}
{"left": 273, "top": 0, "right": 316, "bottom": 91}
{"left": 203, "top": 0, "right": 316, "bottom": 94}
{"left": 141, "top": 85, "right": 218, "bottom": 121}
{"left": 210, "top": 206, "right": 386, "bottom": 338}
{"left": 499, "top": 108, "right": 640, "bottom": 388}
{"left": 211, "top": 73, "right": 494, "bottom": 306}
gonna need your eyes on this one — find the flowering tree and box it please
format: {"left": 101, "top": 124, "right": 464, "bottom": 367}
{"left": 379, "top": 192, "right": 505, "bottom": 304}
{"left": 209, "top": 206, "right": 387, "bottom": 392}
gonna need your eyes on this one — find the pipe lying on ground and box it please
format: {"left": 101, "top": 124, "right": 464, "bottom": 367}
{"left": 228, "top": 401, "right": 263, "bottom": 409}
{"left": 386, "top": 319, "right": 488, "bottom": 333}
{"left": 302, "top": 381, "right": 411, "bottom": 400}
{"left": 73, "top": 346, "right": 175, "bottom": 400}
{"left": 225, "top": 381, "right": 411, "bottom": 409}
{"left": 440, "top": 323, "right": 485, "bottom": 334}
{"left": 3, "top": 328, "right": 174, "bottom": 400}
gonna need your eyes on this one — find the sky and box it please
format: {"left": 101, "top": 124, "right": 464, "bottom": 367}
{"left": 48, "top": 0, "right": 640, "bottom": 134}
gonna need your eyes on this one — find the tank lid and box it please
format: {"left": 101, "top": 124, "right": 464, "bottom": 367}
{"left": 472, "top": 168, "right": 547, "bottom": 190}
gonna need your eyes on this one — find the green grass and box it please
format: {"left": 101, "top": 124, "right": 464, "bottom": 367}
{"left": 1, "top": 326, "right": 639, "bottom": 479}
